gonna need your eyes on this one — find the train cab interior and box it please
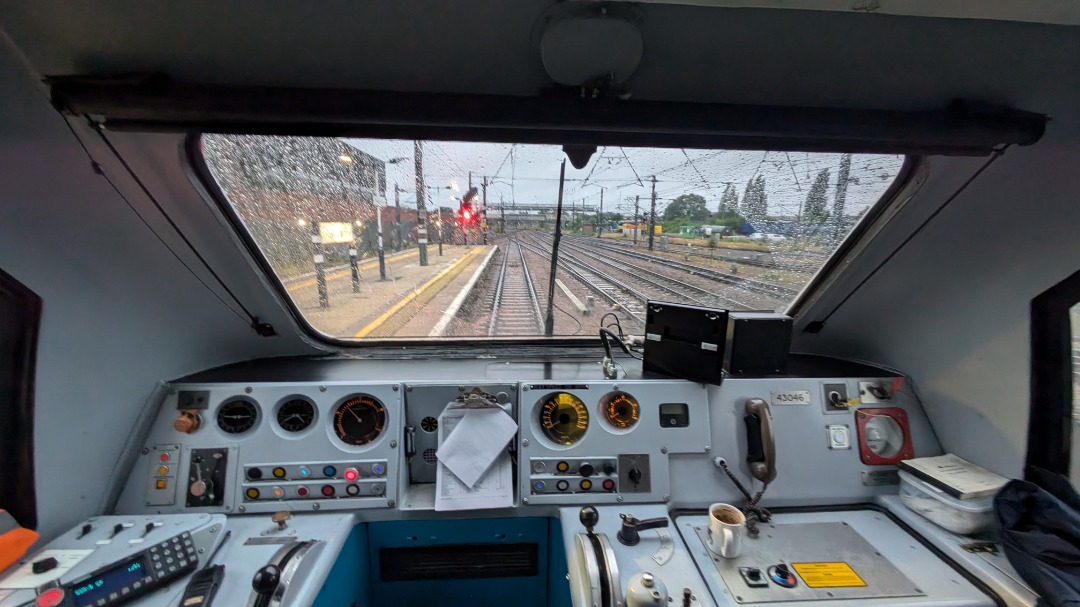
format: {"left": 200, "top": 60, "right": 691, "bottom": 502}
{"left": 1, "top": 2, "right": 1079, "bottom": 607}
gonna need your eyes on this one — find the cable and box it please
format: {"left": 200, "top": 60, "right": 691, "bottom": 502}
{"left": 552, "top": 301, "right": 583, "bottom": 334}
{"left": 718, "top": 459, "right": 771, "bottom": 536}
{"left": 600, "top": 327, "right": 642, "bottom": 360}
{"left": 61, "top": 117, "right": 253, "bottom": 328}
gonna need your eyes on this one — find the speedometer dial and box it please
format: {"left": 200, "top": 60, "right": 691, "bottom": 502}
{"left": 539, "top": 393, "right": 589, "bottom": 446}
{"left": 333, "top": 395, "right": 387, "bottom": 446}
{"left": 600, "top": 391, "right": 640, "bottom": 430}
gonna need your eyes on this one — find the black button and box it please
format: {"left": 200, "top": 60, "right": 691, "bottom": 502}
{"left": 602, "top": 463, "right": 616, "bottom": 475}
{"left": 579, "top": 463, "right": 594, "bottom": 477}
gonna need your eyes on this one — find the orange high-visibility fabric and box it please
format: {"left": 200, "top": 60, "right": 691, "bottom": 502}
{"left": 0, "top": 510, "right": 39, "bottom": 574}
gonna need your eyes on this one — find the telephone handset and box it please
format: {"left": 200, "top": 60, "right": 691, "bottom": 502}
{"left": 743, "top": 398, "right": 776, "bottom": 484}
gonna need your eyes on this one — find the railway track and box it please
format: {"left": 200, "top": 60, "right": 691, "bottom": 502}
{"left": 487, "top": 236, "right": 544, "bottom": 336}
{"left": 517, "top": 234, "right": 649, "bottom": 324}
{"left": 583, "top": 235, "right": 822, "bottom": 274}
{"left": 563, "top": 235, "right": 798, "bottom": 301}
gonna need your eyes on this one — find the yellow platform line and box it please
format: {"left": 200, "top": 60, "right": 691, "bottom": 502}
{"left": 286, "top": 250, "right": 416, "bottom": 292}
{"left": 354, "top": 247, "right": 488, "bottom": 339}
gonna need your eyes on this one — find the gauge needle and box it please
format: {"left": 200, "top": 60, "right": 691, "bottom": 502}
{"left": 349, "top": 408, "right": 364, "bottom": 424}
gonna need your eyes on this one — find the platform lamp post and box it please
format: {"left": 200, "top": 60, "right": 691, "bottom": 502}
{"left": 384, "top": 157, "right": 408, "bottom": 252}
{"left": 428, "top": 185, "right": 453, "bottom": 255}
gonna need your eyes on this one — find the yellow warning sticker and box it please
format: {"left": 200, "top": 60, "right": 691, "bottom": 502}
{"left": 791, "top": 562, "right": 867, "bottom": 588}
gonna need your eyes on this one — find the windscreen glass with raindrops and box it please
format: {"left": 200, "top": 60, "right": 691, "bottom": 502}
{"left": 200, "top": 135, "right": 905, "bottom": 340}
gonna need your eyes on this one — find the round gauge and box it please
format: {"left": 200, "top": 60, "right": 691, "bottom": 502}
{"left": 539, "top": 392, "right": 589, "bottom": 446}
{"left": 217, "top": 398, "right": 258, "bottom": 434}
{"left": 333, "top": 395, "right": 387, "bottom": 446}
{"left": 600, "top": 392, "right": 640, "bottom": 430}
{"left": 277, "top": 398, "right": 315, "bottom": 432}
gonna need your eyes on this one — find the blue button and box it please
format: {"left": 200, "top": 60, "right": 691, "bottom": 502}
{"left": 372, "top": 464, "right": 385, "bottom": 476}
{"left": 323, "top": 465, "right": 337, "bottom": 477}
{"left": 534, "top": 481, "right": 546, "bottom": 491}
{"left": 299, "top": 466, "right": 310, "bottom": 477}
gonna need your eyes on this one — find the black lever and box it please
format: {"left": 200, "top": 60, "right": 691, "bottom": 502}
{"left": 617, "top": 513, "right": 670, "bottom": 546}
{"left": 252, "top": 564, "right": 281, "bottom": 596}
{"left": 579, "top": 506, "right": 599, "bottom": 535}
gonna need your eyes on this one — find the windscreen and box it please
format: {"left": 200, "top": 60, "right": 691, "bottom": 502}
{"left": 201, "top": 135, "right": 904, "bottom": 340}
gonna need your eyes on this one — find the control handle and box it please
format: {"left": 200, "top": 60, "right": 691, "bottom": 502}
{"left": 617, "top": 514, "right": 670, "bottom": 546}
{"left": 744, "top": 398, "right": 777, "bottom": 484}
{"left": 579, "top": 506, "right": 599, "bottom": 534}
{"left": 251, "top": 564, "right": 281, "bottom": 596}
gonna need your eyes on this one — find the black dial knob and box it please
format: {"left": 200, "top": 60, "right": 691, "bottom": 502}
{"left": 775, "top": 564, "right": 790, "bottom": 577}
{"left": 579, "top": 506, "right": 599, "bottom": 532}
{"left": 602, "top": 463, "right": 616, "bottom": 475}
{"left": 628, "top": 468, "right": 643, "bottom": 484}
{"left": 579, "top": 463, "right": 595, "bottom": 477}
{"left": 252, "top": 564, "right": 281, "bottom": 595}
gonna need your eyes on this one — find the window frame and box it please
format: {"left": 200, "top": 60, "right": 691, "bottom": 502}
{"left": 0, "top": 266, "right": 41, "bottom": 528}
{"left": 1026, "top": 268, "right": 1080, "bottom": 479}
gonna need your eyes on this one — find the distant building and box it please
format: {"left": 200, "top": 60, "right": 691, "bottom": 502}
{"left": 203, "top": 135, "right": 387, "bottom": 223}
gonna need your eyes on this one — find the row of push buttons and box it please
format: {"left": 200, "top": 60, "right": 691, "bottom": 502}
{"left": 247, "top": 463, "right": 386, "bottom": 481}
{"left": 245, "top": 482, "right": 384, "bottom": 500}
{"left": 533, "top": 478, "right": 617, "bottom": 492}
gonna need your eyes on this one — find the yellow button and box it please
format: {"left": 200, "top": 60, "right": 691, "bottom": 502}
{"left": 556, "top": 461, "right": 569, "bottom": 472}
{"left": 246, "top": 488, "right": 260, "bottom": 499}
{"left": 155, "top": 479, "right": 167, "bottom": 490}
{"left": 273, "top": 467, "right": 286, "bottom": 478}
{"left": 580, "top": 479, "right": 592, "bottom": 491}
{"left": 157, "top": 466, "right": 169, "bottom": 476}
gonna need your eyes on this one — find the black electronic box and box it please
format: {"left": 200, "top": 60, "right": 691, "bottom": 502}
{"left": 724, "top": 311, "right": 793, "bottom": 375}
{"left": 642, "top": 301, "right": 728, "bottom": 385}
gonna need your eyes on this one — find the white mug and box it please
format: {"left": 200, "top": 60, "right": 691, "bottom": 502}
{"left": 706, "top": 503, "right": 747, "bottom": 558}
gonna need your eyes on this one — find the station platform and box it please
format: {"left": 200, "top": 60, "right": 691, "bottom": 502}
{"left": 296, "top": 245, "right": 495, "bottom": 339}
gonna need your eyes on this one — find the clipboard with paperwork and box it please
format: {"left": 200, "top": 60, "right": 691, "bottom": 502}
{"left": 435, "top": 391, "right": 518, "bottom": 511}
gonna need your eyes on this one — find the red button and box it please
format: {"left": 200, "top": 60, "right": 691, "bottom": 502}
{"left": 602, "top": 479, "right": 615, "bottom": 491}
{"left": 37, "top": 588, "right": 65, "bottom": 607}
{"left": 344, "top": 468, "right": 359, "bottom": 482}
{"left": 296, "top": 486, "right": 309, "bottom": 497}
{"left": 159, "top": 452, "right": 170, "bottom": 462}
{"left": 321, "top": 485, "right": 335, "bottom": 497}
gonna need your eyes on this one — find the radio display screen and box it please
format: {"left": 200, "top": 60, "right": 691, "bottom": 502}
{"left": 70, "top": 555, "right": 149, "bottom": 606}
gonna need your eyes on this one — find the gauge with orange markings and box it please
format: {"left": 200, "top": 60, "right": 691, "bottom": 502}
{"left": 334, "top": 394, "right": 387, "bottom": 446}
{"left": 600, "top": 391, "right": 640, "bottom": 430}
{"left": 539, "top": 392, "right": 589, "bottom": 445}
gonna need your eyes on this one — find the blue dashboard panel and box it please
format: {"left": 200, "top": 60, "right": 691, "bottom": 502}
{"left": 366, "top": 517, "right": 564, "bottom": 607}
{"left": 313, "top": 524, "right": 370, "bottom": 607}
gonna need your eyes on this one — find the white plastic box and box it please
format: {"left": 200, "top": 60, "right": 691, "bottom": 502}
{"left": 898, "top": 470, "right": 995, "bottom": 535}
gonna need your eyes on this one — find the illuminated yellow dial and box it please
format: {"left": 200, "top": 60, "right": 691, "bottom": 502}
{"left": 602, "top": 392, "right": 640, "bottom": 430}
{"left": 539, "top": 393, "right": 589, "bottom": 445}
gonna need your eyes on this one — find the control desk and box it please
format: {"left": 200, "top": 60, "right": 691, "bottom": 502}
{"left": 0, "top": 358, "right": 1032, "bottom": 607}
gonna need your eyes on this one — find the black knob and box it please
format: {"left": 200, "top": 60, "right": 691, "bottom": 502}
{"left": 628, "top": 468, "right": 643, "bottom": 484}
{"left": 579, "top": 506, "right": 599, "bottom": 533}
{"left": 252, "top": 564, "right": 281, "bottom": 595}
{"left": 775, "top": 564, "right": 790, "bottom": 577}
{"left": 602, "top": 463, "right": 616, "bottom": 475}
{"left": 579, "top": 463, "right": 595, "bottom": 477}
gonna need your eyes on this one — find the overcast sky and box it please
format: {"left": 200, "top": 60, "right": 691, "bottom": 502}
{"left": 345, "top": 139, "right": 904, "bottom": 218}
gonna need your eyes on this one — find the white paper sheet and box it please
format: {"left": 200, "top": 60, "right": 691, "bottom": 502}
{"left": 435, "top": 404, "right": 515, "bottom": 511}
{"left": 0, "top": 549, "right": 94, "bottom": 589}
{"left": 437, "top": 407, "right": 518, "bottom": 488}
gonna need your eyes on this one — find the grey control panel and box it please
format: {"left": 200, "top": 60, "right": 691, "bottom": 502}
{"left": 519, "top": 381, "right": 709, "bottom": 505}
{"left": 118, "top": 383, "right": 402, "bottom": 515}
